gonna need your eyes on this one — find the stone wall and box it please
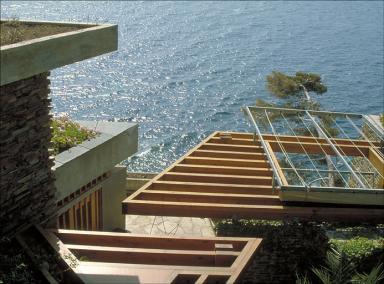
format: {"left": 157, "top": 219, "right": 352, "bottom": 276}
{"left": 215, "top": 220, "right": 329, "bottom": 283}
{"left": 0, "top": 73, "right": 56, "bottom": 236}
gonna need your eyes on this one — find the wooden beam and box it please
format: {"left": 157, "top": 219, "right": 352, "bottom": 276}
{"left": 199, "top": 143, "right": 265, "bottom": 153}
{"left": 66, "top": 244, "right": 239, "bottom": 267}
{"left": 368, "top": 147, "right": 384, "bottom": 188}
{"left": 172, "top": 164, "right": 272, "bottom": 177}
{"left": 264, "top": 134, "right": 380, "bottom": 148}
{"left": 228, "top": 239, "right": 262, "bottom": 283}
{"left": 195, "top": 274, "right": 208, "bottom": 284}
{"left": 265, "top": 142, "right": 288, "bottom": 186}
{"left": 279, "top": 189, "right": 384, "bottom": 206}
{"left": 54, "top": 229, "right": 249, "bottom": 251}
{"left": 34, "top": 226, "right": 84, "bottom": 283}
{"left": 122, "top": 200, "right": 384, "bottom": 222}
{"left": 15, "top": 234, "right": 60, "bottom": 284}
{"left": 191, "top": 149, "right": 266, "bottom": 160}
{"left": 208, "top": 136, "right": 261, "bottom": 146}
{"left": 151, "top": 181, "right": 276, "bottom": 195}
{"left": 161, "top": 172, "right": 273, "bottom": 185}
{"left": 182, "top": 157, "right": 269, "bottom": 168}
{"left": 136, "top": 190, "right": 280, "bottom": 205}
{"left": 215, "top": 132, "right": 380, "bottom": 147}
{"left": 75, "top": 261, "right": 232, "bottom": 279}
{"left": 268, "top": 140, "right": 369, "bottom": 156}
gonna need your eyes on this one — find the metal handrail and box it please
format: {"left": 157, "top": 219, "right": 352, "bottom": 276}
{"left": 305, "top": 111, "right": 367, "bottom": 189}
{"left": 248, "top": 106, "right": 363, "bottom": 119}
{"left": 244, "top": 107, "right": 283, "bottom": 187}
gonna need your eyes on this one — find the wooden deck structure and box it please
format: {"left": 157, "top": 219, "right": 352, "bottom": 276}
{"left": 37, "top": 227, "right": 261, "bottom": 283}
{"left": 122, "top": 132, "right": 384, "bottom": 222}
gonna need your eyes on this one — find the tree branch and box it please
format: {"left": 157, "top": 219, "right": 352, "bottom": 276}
{"left": 299, "top": 84, "right": 311, "bottom": 101}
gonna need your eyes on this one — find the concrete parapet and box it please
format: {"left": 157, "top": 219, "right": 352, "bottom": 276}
{"left": 53, "top": 121, "right": 138, "bottom": 201}
{"left": 1, "top": 20, "right": 117, "bottom": 86}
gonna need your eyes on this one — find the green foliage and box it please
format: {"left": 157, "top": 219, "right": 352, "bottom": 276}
{"left": 266, "top": 71, "right": 327, "bottom": 99}
{"left": 352, "top": 263, "right": 384, "bottom": 284}
{"left": 296, "top": 273, "right": 312, "bottom": 284}
{"left": 294, "top": 72, "right": 328, "bottom": 94}
{"left": 51, "top": 117, "right": 98, "bottom": 155}
{"left": 1, "top": 19, "right": 80, "bottom": 46}
{"left": 311, "top": 248, "right": 355, "bottom": 284}
{"left": 259, "top": 70, "right": 341, "bottom": 187}
{"left": 0, "top": 18, "right": 24, "bottom": 46}
{"left": 215, "top": 219, "right": 329, "bottom": 283}
{"left": 266, "top": 71, "right": 301, "bottom": 98}
{"left": 297, "top": 248, "right": 384, "bottom": 284}
{"left": 330, "top": 237, "right": 384, "bottom": 266}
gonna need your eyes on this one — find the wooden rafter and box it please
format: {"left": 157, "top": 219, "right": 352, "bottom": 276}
{"left": 123, "top": 131, "right": 384, "bottom": 222}
{"left": 37, "top": 228, "right": 261, "bottom": 283}
{"left": 210, "top": 133, "right": 379, "bottom": 156}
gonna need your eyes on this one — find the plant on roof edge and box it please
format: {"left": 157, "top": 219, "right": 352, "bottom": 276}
{"left": 51, "top": 117, "right": 98, "bottom": 155}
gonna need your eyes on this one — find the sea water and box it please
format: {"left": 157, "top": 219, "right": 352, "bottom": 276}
{"left": 1, "top": 1, "right": 383, "bottom": 172}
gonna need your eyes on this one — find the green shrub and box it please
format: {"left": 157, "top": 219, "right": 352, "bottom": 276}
{"left": 215, "top": 219, "right": 329, "bottom": 283}
{"left": 297, "top": 248, "right": 384, "bottom": 284}
{"left": 330, "top": 237, "right": 384, "bottom": 273}
{"left": 51, "top": 117, "right": 98, "bottom": 155}
{"left": 331, "top": 237, "right": 382, "bottom": 260}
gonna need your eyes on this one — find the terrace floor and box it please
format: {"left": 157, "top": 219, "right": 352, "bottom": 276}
{"left": 125, "top": 215, "right": 215, "bottom": 237}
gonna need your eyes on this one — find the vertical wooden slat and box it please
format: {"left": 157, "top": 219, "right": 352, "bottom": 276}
{"left": 87, "top": 195, "right": 92, "bottom": 230}
{"left": 75, "top": 204, "right": 81, "bottom": 230}
{"left": 84, "top": 199, "right": 87, "bottom": 230}
{"left": 98, "top": 188, "right": 103, "bottom": 230}
{"left": 72, "top": 205, "right": 76, "bottom": 229}
{"left": 68, "top": 207, "right": 75, "bottom": 229}
{"left": 58, "top": 214, "right": 64, "bottom": 229}
{"left": 81, "top": 199, "right": 86, "bottom": 230}
{"left": 73, "top": 204, "right": 77, "bottom": 229}
{"left": 91, "top": 191, "right": 97, "bottom": 230}
{"left": 95, "top": 191, "right": 100, "bottom": 230}
{"left": 64, "top": 211, "right": 70, "bottom": 229}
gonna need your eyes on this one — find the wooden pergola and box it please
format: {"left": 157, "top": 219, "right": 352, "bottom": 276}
{"left": 122, "top": 129, "right": 384, "bottom": 221}
{"left": 33, "top": 226, "right": 261, "bottom": 283}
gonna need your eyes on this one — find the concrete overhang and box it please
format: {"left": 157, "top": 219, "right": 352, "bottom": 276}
{"left": 0, "top": 20, "right": 117, "bottom": 86}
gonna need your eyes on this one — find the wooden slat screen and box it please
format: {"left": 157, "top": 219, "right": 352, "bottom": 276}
{"left": 58, "top": 188, "right": 103, "bottom": 230}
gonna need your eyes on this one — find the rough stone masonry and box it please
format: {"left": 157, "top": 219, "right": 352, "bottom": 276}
{"left": 0, "top": 72, "right": 56, "bottom": 236}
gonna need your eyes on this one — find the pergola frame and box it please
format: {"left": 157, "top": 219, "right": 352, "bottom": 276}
{"left": 123, "top": 131, "right": 384, "bottom": 221}
{"left": 28, "top": 225, "right": 261, "bottom": 283}
{"left": 245, "top": 106, "right": 384, "bottom": 204}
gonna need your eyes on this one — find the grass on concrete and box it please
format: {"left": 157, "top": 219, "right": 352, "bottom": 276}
{"left": 1, "top": 19, "right": 83, "bottom": 46}
{"left": 51, "top": 117, "right": 98, "bottom": 155}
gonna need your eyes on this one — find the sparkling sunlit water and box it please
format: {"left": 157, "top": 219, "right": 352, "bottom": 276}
{"left": 2, "top": 1, "right": 383, "bottom": 172}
